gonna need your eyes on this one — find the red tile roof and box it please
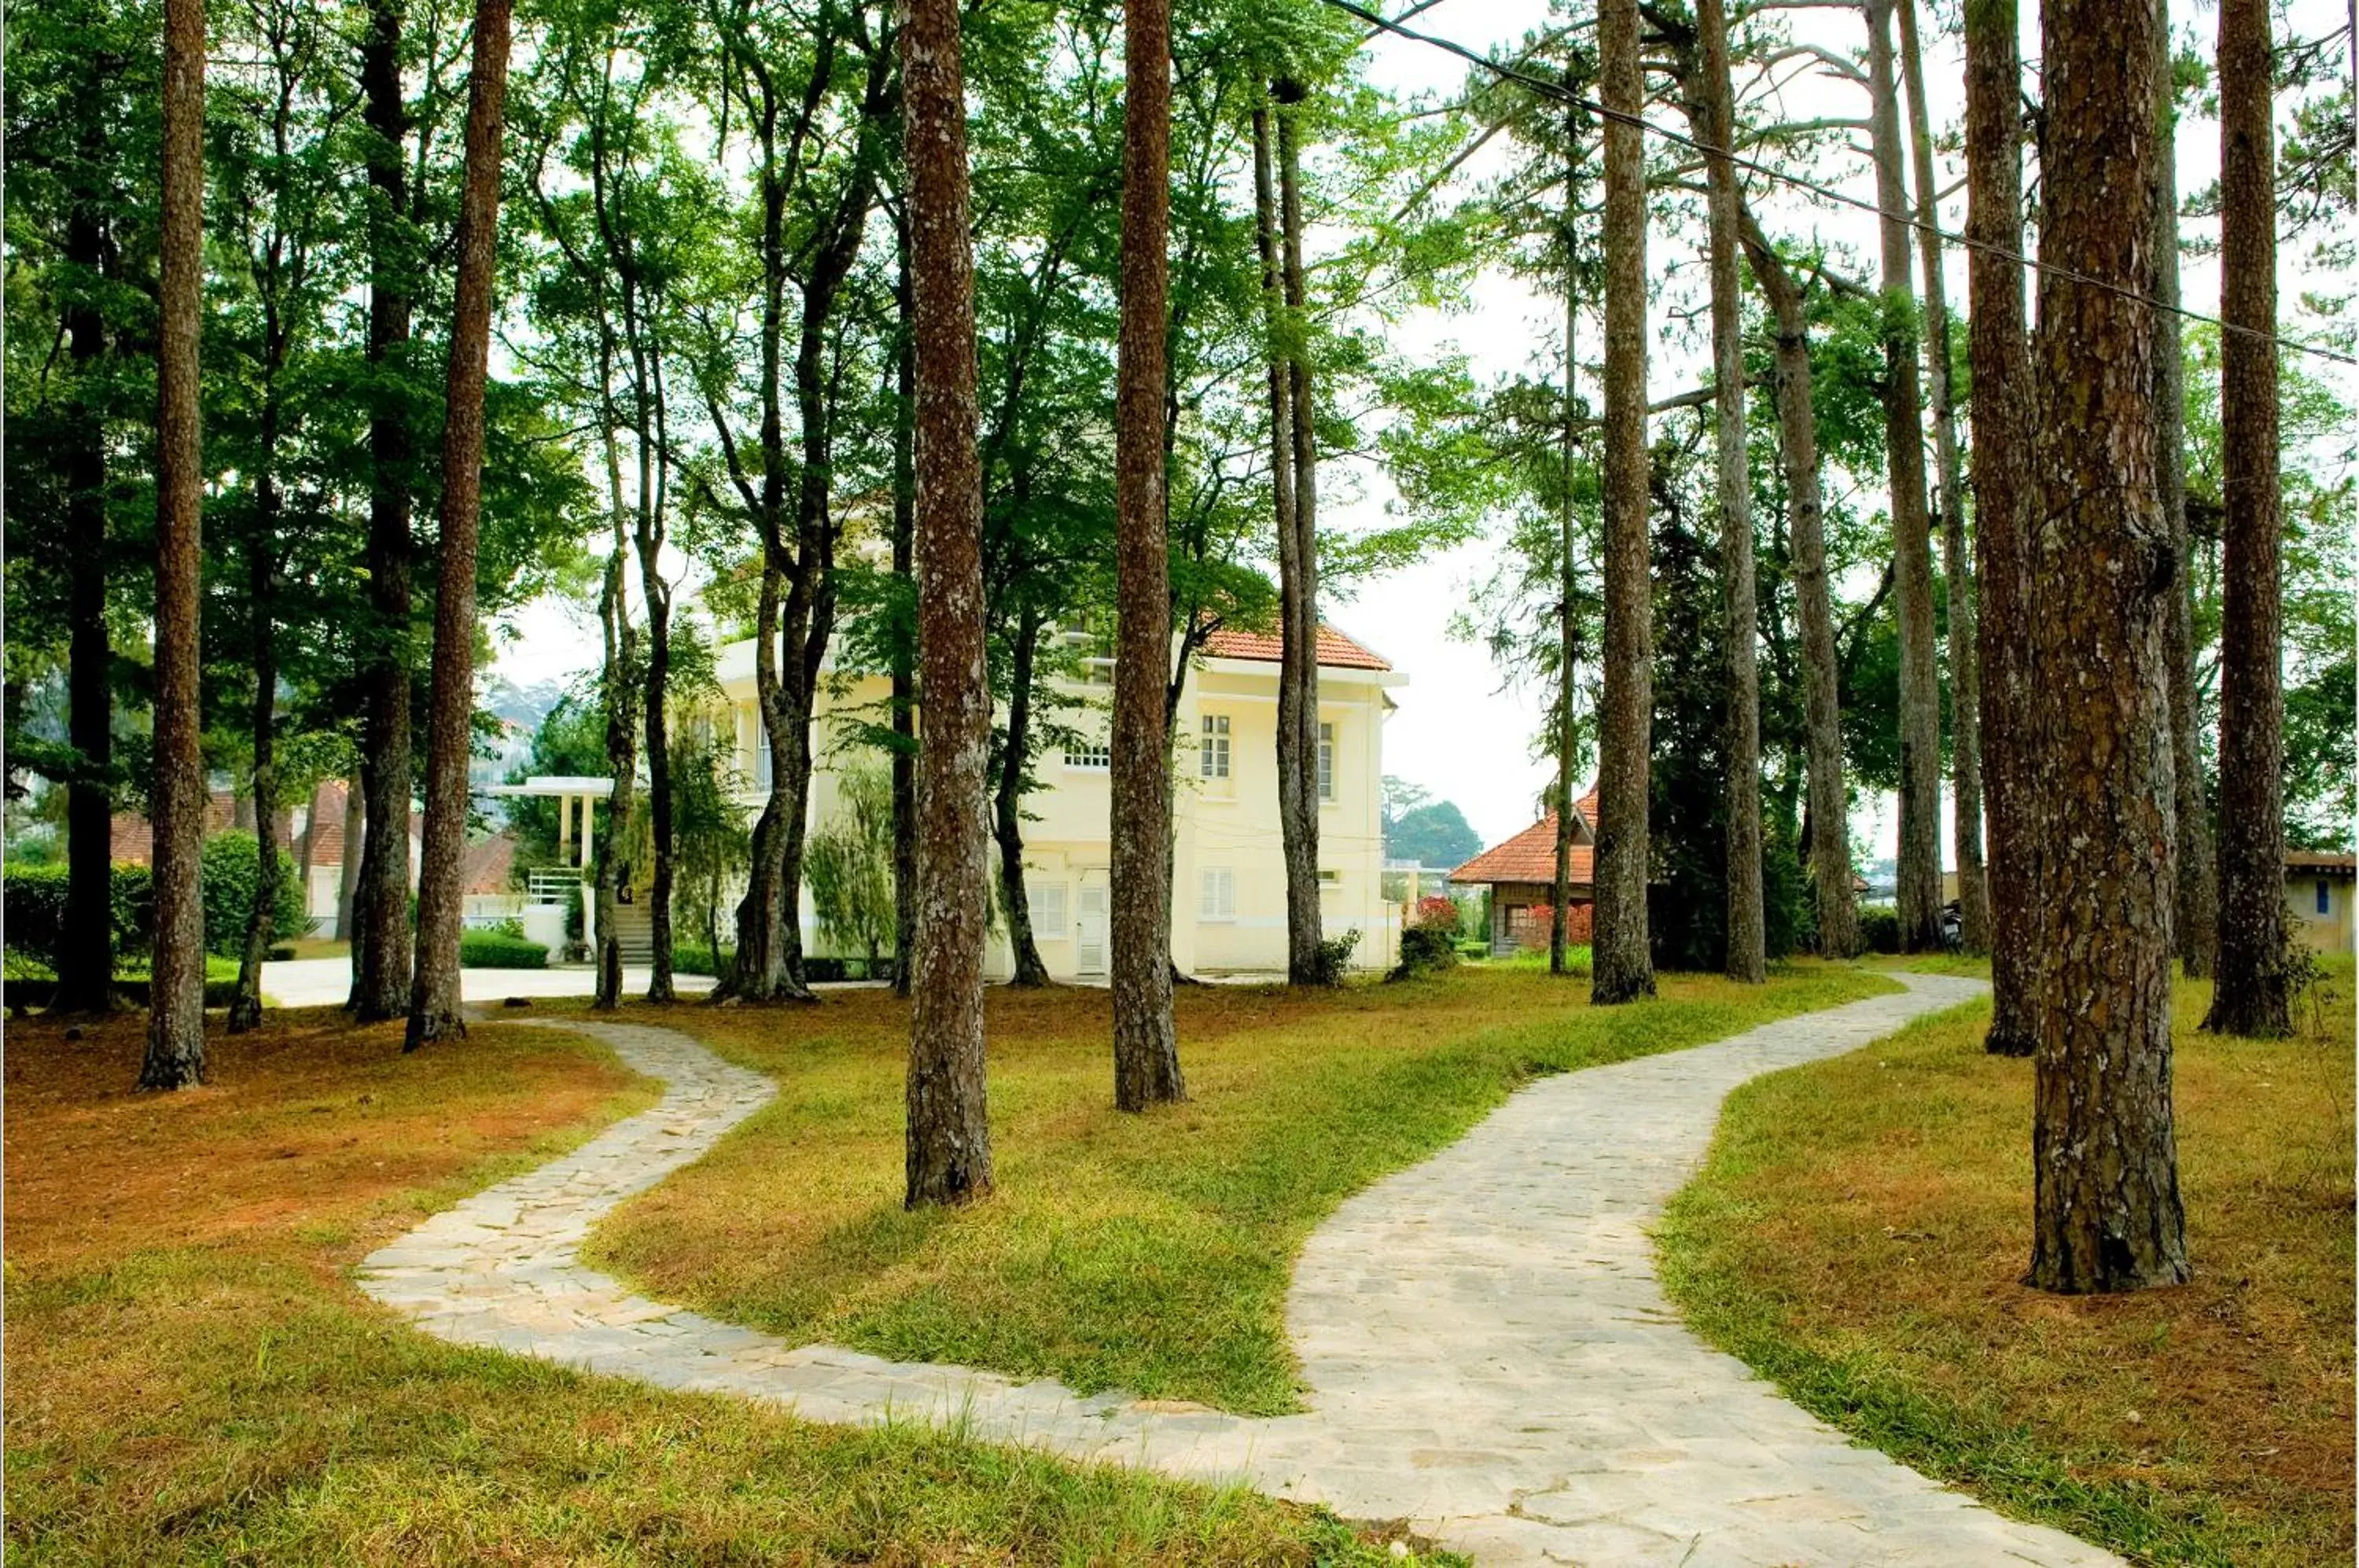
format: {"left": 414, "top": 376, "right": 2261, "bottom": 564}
{"left": 1452, "top": 792, "right": 1601, "bottom": 885}
{"left": 461, "top": 833, "right": 517, "bottom": 894}
{"left": 1202, "top": 623, "right": 1393, "bottom": 672}
{"left": 2289, "top": 851, "right": 2356, "bottom": 875}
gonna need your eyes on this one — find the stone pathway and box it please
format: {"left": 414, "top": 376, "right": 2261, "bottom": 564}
{"left": 358, "top": 974, "right": 2119, "bottom": 1567}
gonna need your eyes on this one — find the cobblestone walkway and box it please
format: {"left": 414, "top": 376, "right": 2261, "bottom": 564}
{"left": 358, "top": 975, "right": 2118, "bottom": 1567}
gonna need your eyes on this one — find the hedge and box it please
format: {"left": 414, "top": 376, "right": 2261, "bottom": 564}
{"left": 460, "top": 931, "right": 549, "bottom": 970}
{"left": 3, "top": 837, "right": 306, "bottom": 970}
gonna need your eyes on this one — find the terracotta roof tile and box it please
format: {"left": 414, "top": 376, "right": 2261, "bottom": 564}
{"left": 1202, "top": 623, "right": 1393, "bottom": 672}
{"left": 1452, "top": 797, "right": 1600, "bottom": 886}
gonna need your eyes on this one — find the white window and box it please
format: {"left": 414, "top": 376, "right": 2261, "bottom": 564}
{"left": 1029, "top": 879, "right": 1068, "bottom": 936}
{"left": 1063, "top": 737, "right": 1110, "bottom": 771}
{"left": 1318, "top": 722, "right": 1335, "bottom": 801}
{"left": 1199, "top": 866, "right": 1236, "bottom": 920}
{"left": 756, "top": 723, "right": 773, "bottom": 789}
{"left": 1200, "top": 714, "right": 1231, "bottom": 779}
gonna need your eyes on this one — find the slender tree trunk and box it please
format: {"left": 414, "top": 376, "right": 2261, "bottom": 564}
{"left": 1698, "top": 0, "right": 1764, "bottom": 981}
{"left": 1111, "top": 0, "right": 1186, "bottom": 1110}
{"left": 891, "top": 209, "right": 917, "bottom": 999}
{"left": 2203, "top": 0, "right": 2291, "bottom": 1037}
{"left": 1897, "top": 0, "right": 1987, "bottom": 954}
{"left": 406, "top": 0, "right": 513, "bottom": 1051}
{"left": 2026, "top": 0, "right": 2188, "bottom": 1292}
{"left": 1743, "top": 210, "right": 1857, "bottom": 958}
{"left": 639, "top": 534, "right": 675, "bottom": 1002}
{"left": 1270, "top": 79, "right": 1324, "bottom": 986}
{"left": 57, "top": 183, "right": 116, "bottom": 1016}
{"left": 351, "top": 0, "right": 415, "bottom": 1021}
{"left": 1964, "top": 0, "right": 2037, "bottom": 1054}
{"left": 336, "top": 775, "right": 364, "bottom": 949}
{"left": 1254, "top": 99, "right": 1310, "bottom": 982}
{"left": 230, "top": 455, "right": 282, "bottom": 1033}
{"left": 1551, "top": 94, "right": 1580, "bottom": 979}
{"left": 903, "top": 0, "right": 995, "bottom": 1200}
{"left": 1864, "top": 0, "right": 1944, "bottom": 954}
{"left": 594, "top": 387, "right": 636, "bottom": 1013}
{"left": 995, "top": 609, "right": 1053, "bottom": 987}
{"left": 2152, "top": 8, "right": 2217, "bottom": 978}
{"left": 142, "top": 0, "right": 208, "bottom": 1090}
{"left": 1592, "top": 0, "right": 1654, "bottom": 1004}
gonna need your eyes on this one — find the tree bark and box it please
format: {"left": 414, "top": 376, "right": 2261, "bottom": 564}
{"left": 1592, "top": 0, "right": 1654, "bottom": 1005}
{"left": 2203, "top": 0, "right": 2291, "bottom": 1037}
{"left": 336, "top": 775, "right": 364, "bottom": 950}
{"left": 1897, "top": 0, "right": 1987, "bottom": 954}
{"left": 903, "top": 0, "right": 995, "bottom": 1200}
{"left": 141, "top": 0, "right": 208, "bottom": 1091}
{"left": 994, "top": 609, "right": 1053, "bottom": 987}
{"left": 351, "top": 0, "right": 416, "bottom": 1021}
{"left": 1270, "top": 80, "right": 1324, "bottom": 987}
{"left": 1698, "top": 0, "right": 1763, "bottom": 981}
{"left": 1864, "top": 0, "right": 1943, "bottom": 955}
{"left": 1741, "top": 207, "right": 1857, "bottom": 958}
{"left": 1963, "top": 0, "right": 2037, "bottom": 1054}
{"left": 637, "top": 477, "right": 675, "bottom": 1003}
{"left": 2026, "top": 0, "right": 2189, "bottom": 1293}
{"left": 1551, "top": 89, "right": 1581, "bottom": 980}
{"left": 1111, "top": 0, "right": 1186, "bottom": 1110}
{"left": 406, "top": 0, "right": 513, "bottom": 1051}
{"left": 594, "top": 365, "right": 637, "bottom": 1013}
{"left": 230, "top": 407, "right": 283, "bottom": 1034}
{"left": 2151, "top": 8, "right": 2216, "bottom": 979}
{"left": 57, "top": 170, "right": 116, "bottom": 1016}
{"left": 891, "top": 206, "right": 917, "bottom": 999}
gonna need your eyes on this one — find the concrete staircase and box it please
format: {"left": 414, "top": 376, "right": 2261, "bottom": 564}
{"left": 608, "top": 900, "right": 655, "bottom": 965}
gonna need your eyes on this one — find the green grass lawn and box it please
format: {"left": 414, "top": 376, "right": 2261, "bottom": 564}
{"left": 2, "top": 1007, "right": 1456, "bottom": 1565}
{"left": 1658, "top": 961, "right": 2356, "bottom": 1567}
{"left": 587, "top": 962, "right": 1897, "bottom": 1415}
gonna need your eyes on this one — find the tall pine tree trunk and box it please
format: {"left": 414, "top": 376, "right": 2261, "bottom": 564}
{"left": 2203, "top": 0, "right": 2291, "bottom": 1037}
{"left": 1698, "top": 0, "right": 1763, "bottom": 981}
{"left": 1897, "top": 0, "right": 1987, "bottom": 954}
{"left": 594, "top": 380, "right": 637, "bottom": 1013}
{"left": 2027, "top": 0, "right": 2189, "bottom": 1291}
{"left": 1592, "top": 0, "right": 1654, "bottom": 1005}
{"left": 230, "top": 427, "right": 283, "bottom": 1034}
{"left": 1111, "top": 0, "right": 1186, "bottom": 1110}
{"left": 1271, "top": 79, "right": 1323, "bottom": 986}
{"left": 407, "top": 0, "right": 513, "bottom": 1050}
{"left": 637, "top": 478, "right": 675, "bottom": 1002}
{"left": 1864, "top": 0, "right": 1943, "bottom": 954}
{"left": 141, "top": 0, "right": 208, "bottom": 1090}
{"left": 1964, "top": 0, "right": 2037, "bottom": 1055}
{"left": 995, "top": 608, "right": 1053, "bottom": 987}
{"left": 903, "top": 0, "right": 995, "bottom": 1199}
{"left": 1742, "top": 208, "right": 1857, "bottom": 958}
{"left": 335, "top": 775, "right": 364, "bottom": 948}
{"left": 890, "top": 209, "right": 917, "bottom": 998}
{"left": 57, "top": 174, "right": 115, "bottom": 1016}
{"left": 351, "top": 0, "right": 415, "bottom": 1021}
{"left": 2152, "top": 6, "right": 2217, "bottom": 979}
{"left": 1551, "top": 89, "right": 1581, "bottom": 980}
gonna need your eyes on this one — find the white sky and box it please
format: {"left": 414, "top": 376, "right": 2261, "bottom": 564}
{"left": 488, "top": 0, "right": 2350, "bottom": 856}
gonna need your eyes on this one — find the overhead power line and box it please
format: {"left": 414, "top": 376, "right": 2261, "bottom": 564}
{"left": 1325, "top": 0, "right": 2358, "bottom": 368}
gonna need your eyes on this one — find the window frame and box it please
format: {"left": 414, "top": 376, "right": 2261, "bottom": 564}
{"left": 1317, "top": 721, "right": 1335, "bottom": 801}
{"left": 1199, "top": 713, "right": 1231, "bottom": 780}
{"left": 1198, "top": 865, "right": 1236, "bottom": 921}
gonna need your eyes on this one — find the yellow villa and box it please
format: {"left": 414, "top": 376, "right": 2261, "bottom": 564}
{"left": 707, "top": 623, "right": 1407, "bottom": 980}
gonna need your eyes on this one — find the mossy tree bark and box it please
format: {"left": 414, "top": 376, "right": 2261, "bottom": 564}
{"left": 903, "top": 0, "right": 996, "bottom": 1199}
{"left": 2026, "top": 0, "right": 2190, "bottom": 1294}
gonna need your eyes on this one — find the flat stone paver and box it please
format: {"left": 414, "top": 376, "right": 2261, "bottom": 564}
{"left": 357, "top": 974, "right": 2119, "bottom": 1567}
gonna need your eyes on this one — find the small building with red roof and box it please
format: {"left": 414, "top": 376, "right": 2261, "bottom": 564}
{"left": 1451, "top": 789, "right": 1600, "bottom": 955}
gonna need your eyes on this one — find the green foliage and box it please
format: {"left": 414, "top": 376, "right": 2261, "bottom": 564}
{"left": 459, "top": 930, "right": 549, "bottom": 970}
{"left": 806, "top": 764, "right": 896, "bottom": 966}
{"left": 199, "top": 832, "right": 311, "bottom": 959}
{"left": 2, "top": 860, "right": 153, "bottom": 968}
{"left": 1856, "top": 905, "right": 1903, "bottom": 955}
{"left": 1384, "top": 794, "right": 1485, "bottom": 870}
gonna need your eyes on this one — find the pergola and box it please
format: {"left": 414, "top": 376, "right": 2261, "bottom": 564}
{"left": 480, "top": 775, "right": 612, "bottom": 956}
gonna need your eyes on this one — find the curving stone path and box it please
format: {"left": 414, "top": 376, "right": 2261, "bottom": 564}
{"left": 358, "top": 973, "right": 2118, "bottom": 1567}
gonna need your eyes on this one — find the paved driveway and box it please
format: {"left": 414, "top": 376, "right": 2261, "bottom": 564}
{"left": 261, "top": 957, "right": 716, "bottom": 1009}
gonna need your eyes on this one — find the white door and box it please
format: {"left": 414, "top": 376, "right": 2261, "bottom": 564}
{"left": 1076, "top": 884, "right": 1108, "bottom": 977}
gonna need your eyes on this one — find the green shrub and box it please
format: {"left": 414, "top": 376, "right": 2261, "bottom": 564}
{"left": 3, "top": 861, "right": 155, "bottom": 969}
{"left": 1389, "top": 924, "right": 1460, "bottom": 981}
{"left": 459, "top": 931, "right": 548, "bottom": 970}
{"left": 672, "top": 942, "right": 734, "bottom": 977}
{"left": 199, "top": 833, "right": 309, "bottom": 958}
{"left": 1305, "top": 928, "right": 1362, "bottom": 985}
{"left": 1857, "top": 904, "right": 1902, "bottom": 955}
